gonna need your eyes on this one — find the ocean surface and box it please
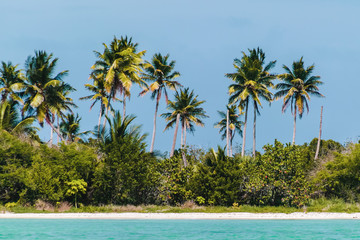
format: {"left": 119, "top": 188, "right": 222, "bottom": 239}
{"left": 0, "top": 219, "right": 359, "bottom": 239}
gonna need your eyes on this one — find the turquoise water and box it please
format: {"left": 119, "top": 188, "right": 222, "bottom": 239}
{"left": 0, "top": 219, "right": 359, "bottom": 239}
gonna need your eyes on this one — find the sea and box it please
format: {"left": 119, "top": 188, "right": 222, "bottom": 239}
{"left": 0, "top": 219, "right": 359, "bottom": 239}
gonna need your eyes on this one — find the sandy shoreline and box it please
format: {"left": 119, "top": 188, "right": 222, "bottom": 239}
{"left": 1, "top": 212, "right": 360, "bottom": 220}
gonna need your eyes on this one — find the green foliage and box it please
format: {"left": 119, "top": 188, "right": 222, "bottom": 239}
{"left": 243, "top": 140, "right": 314, "bottom": 207}
{"left": 190, "top": 147, "right": 245, "bottom": 206}
{"left": 308, "top": 138, "right": 344, "bottom": 158}
{"left": 93, "top": 135, "right": 159, "bottom": 205}
{"left": 157, "top": 155, "right": 193, "bottom": 205}
{"left": 313, "top": 143, "right": 360, "bottom": 202}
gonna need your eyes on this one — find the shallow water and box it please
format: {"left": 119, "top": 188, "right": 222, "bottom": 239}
{"left": 0, "top": 219, "right": 359, "bottom": 239}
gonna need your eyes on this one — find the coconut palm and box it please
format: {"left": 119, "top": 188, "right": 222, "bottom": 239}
{"left": 274, "top": 57, "right": 323, "bottom": 145}
{"left": 214, "top": 105, "right": 243, "bottom": 156}
{"left": 161, "top": 88, "right": 208, "bottom": 163}
{"left": 92, "top": 36, "right": 146, "bottom": 119}
{"left": 23, "top": 50, "right": 69, "bottom": 141}
{"left": 0, "top": 99, "right": 37, "bottom": 135}
{"left": 104, "top": 111, "right": 146, "bottom": 145}
{"left": 226, "top": 48, "right": 276, "bottom": 157}
{"left": 140, "top": 53, "right": 181, "bottom": 152}
{"left": 60, "top": 113, "right": 91, "bottom": 143}
{"left": 80, "top": 70, "right": 113, "bottom": 136}
{"left": 0, "top": 61, "right": 25, "bottom": 103}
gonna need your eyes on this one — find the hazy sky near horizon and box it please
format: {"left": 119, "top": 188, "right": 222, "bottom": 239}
{"left": 1, "top": 0, "right": 359, "bottom": 153}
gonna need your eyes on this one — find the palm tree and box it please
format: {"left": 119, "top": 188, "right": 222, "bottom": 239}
{"left": 80, "top": 70, "right": 112, "bottom": 136}
{"left": 140, "top": 53, "right": 181, "bottom": 152}
{"left": 48, "top": 82, "right": 77, "bottom": 145}
{"left": 23, "top": 50, "right": 70, "bottom": 142}
{"left": 161, "top": 88, "right": 208, "bottom": 163}
{"left": 0, "top": 99, "right": 37, "bottom": 135}
{"left": 226, "top": 48, "right": 276, "bottom": 157}
{"left": 214, "top": 105, "right": 243, "bottom": 156}
{"left": 0, "top": 61, "right": 25, "bottom": 103}
{"left": 275, "top": 57, "right": 323, "bottom": 145}
{"left": 104, "top": 111, "right": 146, "bottom": 145}
{"left": 60, "top": 113, "right": 90, "bottom": 143}
{"left": 92, "top": 36, "right": 146, "bottom": 119}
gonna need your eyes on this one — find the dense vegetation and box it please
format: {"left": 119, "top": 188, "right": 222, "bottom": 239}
{"left": 1, "top": 35, "right": 357, "bottom": 211}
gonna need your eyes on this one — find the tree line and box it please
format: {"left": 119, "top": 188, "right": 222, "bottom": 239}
{"left": 1, "top": 35, "right": 345, "bottom": 209}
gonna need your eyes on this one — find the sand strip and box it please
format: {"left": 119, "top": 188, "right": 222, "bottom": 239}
{"left": 1, "top": 212, "right": 360, "bottom": 220}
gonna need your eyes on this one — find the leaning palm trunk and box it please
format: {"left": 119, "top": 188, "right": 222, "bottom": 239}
{"left": 241, "top": 100, "right": 249, "bottom": 157}
{"left": 47, "top": 118, "right": 65, "bottom": 142}
{"left": 102, "top": 106, "right": 109, "bottom": 130}
{"left": 57, "top": 116, "right": 60, "bottom": 144}
{"left": 292, "top": 107, "right": 297, "bottom": 145}
{"left": 150, "top": 100, "right": 160, "bottom": 152}
{"left": 230, "top": 131, "right": 234, "bottom": 157}
{"left": 253, "top": 106, "right": 256, "bottom": 157}
{"left": 49, "top": 127, "right": 53, "bottom": 146}
{"left": 170, "top": 113, "right": 180, "bottom": 157}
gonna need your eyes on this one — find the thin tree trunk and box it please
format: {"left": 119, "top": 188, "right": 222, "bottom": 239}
{"left": 184, "top": 124, "right": 187, "bottom": 147}
{"left": 292, "top": 107, "right": 297, "bottom": 145}
{"left": 170, "top": 113, "right": 180, "bottom": 157}
{"left": 230, "top": 131, "right": 234, "bottom": 157}
{"left": 226, "top": 109, "right": 230, "bottom": 157}
{"left": 150, "top": 99, "right": 159, "bottom": 152}
{"left": 57, "top": 115, "right": 60, "bottom": 144}
{"left": 98, "top": 106, "right": 102, "bottom": 137}
{"left": 102, "top": 106, "right": 109, "bottom": 130}
{"left": 253, "top": 105, "right": 256, "bottom": 157}
{"left": 122, "top": 92, "right": 126, "bottom": 120}
{"left": 47, "top": 118, "right": 65, "bottom": 142}
{"left": 182, "top": 124, "right": 188, "bottom": 167}
{"left": 49, "top": 127, "right": 53, "bottom": 147}
{"left": 241, "top": 100, "right": 249, "bottom": 157}
{"left": 315, "top": 106, "right": 323, "bottom": 160}
{"left": 180, "top": 121, "right": 184, "bottom": 148}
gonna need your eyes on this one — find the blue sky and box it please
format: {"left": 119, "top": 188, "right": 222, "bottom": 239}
{"left": 1, "top": 0, "right": 358, "bottom": 153}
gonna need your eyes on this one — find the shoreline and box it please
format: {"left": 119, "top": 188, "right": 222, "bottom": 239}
{"left": 1, "top": 212, "right": 360, "bottom": 220}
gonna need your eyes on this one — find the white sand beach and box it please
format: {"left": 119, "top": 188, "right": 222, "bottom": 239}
{"left": 1, "top": 212, "right": 360, "bottom": 220}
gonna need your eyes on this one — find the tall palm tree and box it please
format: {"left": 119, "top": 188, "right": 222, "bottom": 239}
{"left": 23, "top": 50, "right": 70, "bottom": 142}
{"left": 80, "top": 70, "right": 112, "bottom": 136}
{"left": 0, "top": 61, "right": 25, "bottom": 103}
{"left": 140, "top": 53, "right": 181, "bottom": 152}
{"left": 226, "top": 48, "right": 276, "bottom": 157}
{"left": 214, "top": 105, "right": 243, "bottom": 156}
{"left": 60, "top": 113, "right": 90, "bottom": 143}
{"left": 275, "top": 57, "right": 323, "bottom": 145}
{"left": 92, "top": 36, "right": 146, "bottom": 119}
{"left": 161, "top": 88, "right": 208, "bottom": 163}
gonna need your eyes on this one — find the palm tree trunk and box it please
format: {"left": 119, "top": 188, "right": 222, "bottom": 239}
{"left": 241, "top": 100, "right": 249, "bottom": 157}
{"left": 98, "top": 106, "right": 102, "bottom": 137}
{"left": 49, "top": 127, "right": 53, "bottom": 147}
{"left": 292, "top": 107, "right": 297, "bottom": 145}
{"left": 226, "top": 109, "right": 230, "bottom": 157}
{"left": 122, "top": 92, "right": 126, "bottom": 120}
{"left": 253, "top": 105, "right": 256, "bottom": 157}
{"left": 150, "top": 99, "right": 160, "bottom": 152}
{"left": 57, "top": 115, "right": 60, "bottom": 144}
{"left": 181, "top": 123, "right": 188, "bottom": 167}
{"left": 315, "top": 106, "right": 323, "bottom": 160}
{"left": 47, "top": 118, "right": 65, "bottom": 142}
{"left": 184, "top": 124, "right": 187, "bottom": 147}
{"left": 181, "top": 121, "right": 184, "bottom": 148}
{"left": 230, "top": 131, "right": 234, "bottom": 157}
{"left": 102, "top": 106, "right": 109, "bottom": 130}
{"left": 170, "top": 113, "right": 180, "bottom": 157}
